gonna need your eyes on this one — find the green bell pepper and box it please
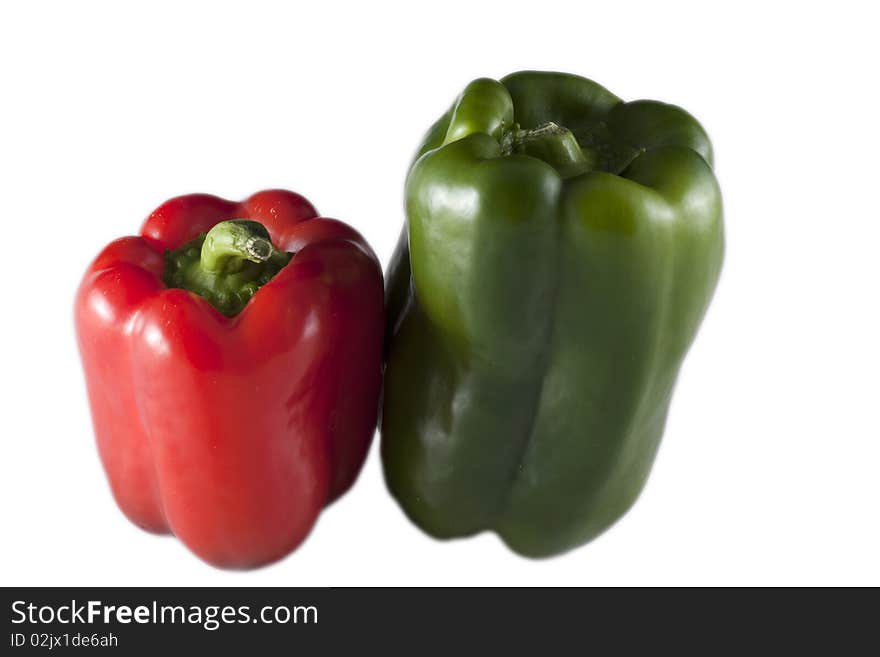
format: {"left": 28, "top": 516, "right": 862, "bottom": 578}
{"left": 382, "top": 71, "right": 724, "bottom": 557}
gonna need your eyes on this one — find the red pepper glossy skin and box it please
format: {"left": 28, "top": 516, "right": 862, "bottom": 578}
{"left": 75, "top": 190, "right": 384, "bottom": 568}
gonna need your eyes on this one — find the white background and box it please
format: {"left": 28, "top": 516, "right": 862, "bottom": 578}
{"left": 1, "top": 1, "right": 878, "bottom": 586}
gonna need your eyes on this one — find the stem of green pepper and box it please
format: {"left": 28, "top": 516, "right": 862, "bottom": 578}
{"left": 500, "top": 122, "right": 569, "bottom": 153}
{"left": 200, "top": 220, "right": 278, "bottom": 274}
{"left": 502, "top": 122, "right": 592, "bottom": 178}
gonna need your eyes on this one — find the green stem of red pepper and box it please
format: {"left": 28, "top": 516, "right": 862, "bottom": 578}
{"left": 163, "top": 220, "right": 292, "bottom": 316}
{"left": 200, "top": 220, "right": 276, "bottom": 272}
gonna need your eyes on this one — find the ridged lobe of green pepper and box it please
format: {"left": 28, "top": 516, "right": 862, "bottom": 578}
{"left": 382, "top": 71, "right": 723, "bottom": 557}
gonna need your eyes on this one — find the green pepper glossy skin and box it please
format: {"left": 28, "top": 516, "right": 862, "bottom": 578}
{"left": 382, "top": 71, "right": 724, "bottom": 557}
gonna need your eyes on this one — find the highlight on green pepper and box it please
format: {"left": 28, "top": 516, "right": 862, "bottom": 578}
{"left": 382, "top": 71, "right": 724, "bottom": 558}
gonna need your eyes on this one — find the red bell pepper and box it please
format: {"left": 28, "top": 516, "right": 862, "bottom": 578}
{"left": 75, "top": 190, "right": 384, "bottom": 568}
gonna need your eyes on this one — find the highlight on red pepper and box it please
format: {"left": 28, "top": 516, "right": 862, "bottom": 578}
{"left": 75, "top": 190, "right": 384, "bottom": 568}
